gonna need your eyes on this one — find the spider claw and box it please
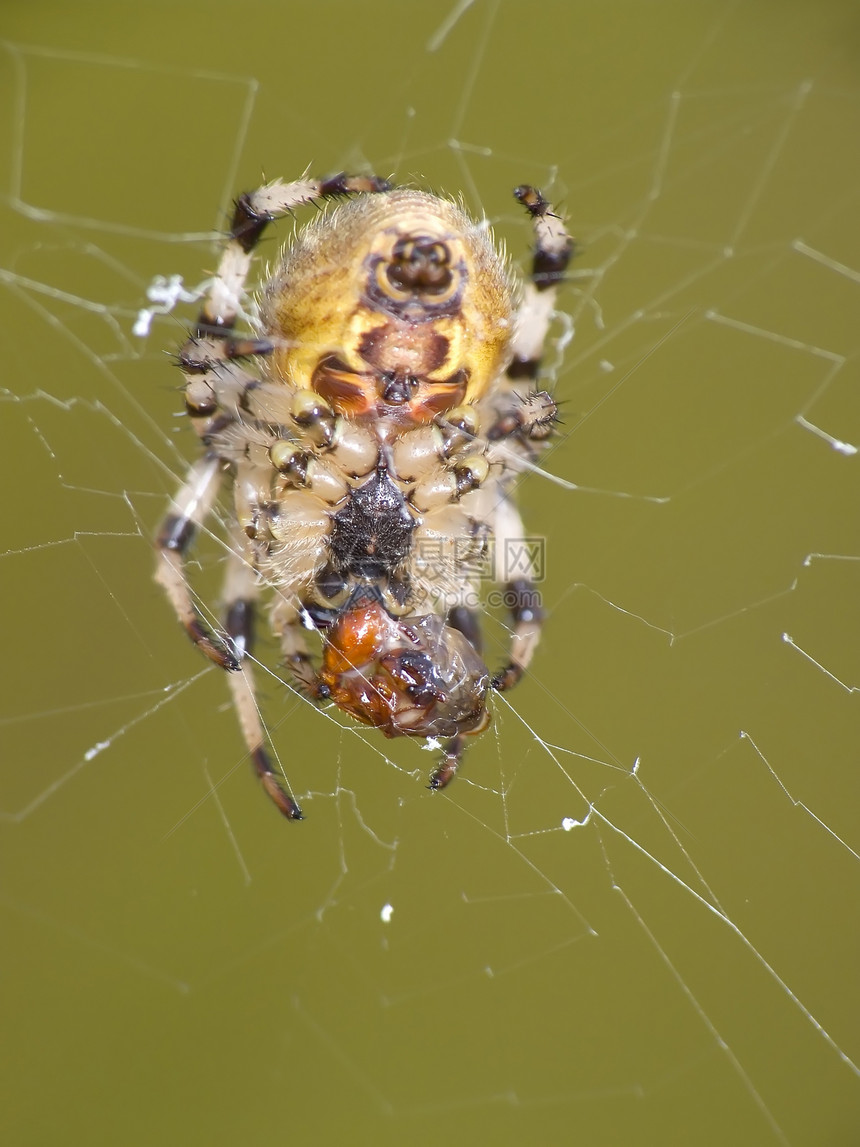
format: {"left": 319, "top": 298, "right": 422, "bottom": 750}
{"left": 429, "top": 733, "right": 468, "bottom": 790}
{"left": 263, "top": 775, "right": 304, "bottom": 819}
{"left": 491, "top": 664, "right": 521, "bottom": 692}
{"left": 253, "top": 749, "right": 304, "bottom": 820}
{"left": 187, "top": 620, "right": 241, "bottom": 671}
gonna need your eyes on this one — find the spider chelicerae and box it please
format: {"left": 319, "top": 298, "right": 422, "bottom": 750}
{"left": 155, "top": 173, "right": 573, "bottom": 819}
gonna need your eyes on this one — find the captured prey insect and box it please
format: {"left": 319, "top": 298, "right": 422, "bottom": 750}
{"left": 155, "top": 172, "right": 573, "bottom": 819}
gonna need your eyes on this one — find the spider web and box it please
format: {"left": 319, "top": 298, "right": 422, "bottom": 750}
{"left": 2, "top": 2, "right": 859, "bottom": 1143}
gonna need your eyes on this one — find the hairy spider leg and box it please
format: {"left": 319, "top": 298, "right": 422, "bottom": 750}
{"left": 221, "top": 541, "right": 304, "bottom": 820}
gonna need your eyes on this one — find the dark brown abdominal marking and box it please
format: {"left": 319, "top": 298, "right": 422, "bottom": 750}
{"left": 357, "top": 322, "right": 450, "bottom": 374}
{"left": 365, "top": 251, "right": 466, "bottom": 319}
{"left": 387, "top": 236, "right": 453, "bottom": 294}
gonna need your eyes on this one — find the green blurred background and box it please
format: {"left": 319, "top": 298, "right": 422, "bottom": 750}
{"left": 1, "top": 1, "right": 858, "bottom": 1144}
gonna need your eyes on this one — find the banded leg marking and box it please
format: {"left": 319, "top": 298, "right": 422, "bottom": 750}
{"left": 507, "top": 184, "right": 574, "bottom": 382}
{"left": 492, "top": 578, "right": 544, "bottom": 692}
{"left": 222, "top": 550, "right": 303, "bottom": 820}
{"left": 178, "top": 174, "right": 391, "bottom": 444}
{"left": 201, "top": 173, "right": 391, "bottom": 337}
{"left": 155, "top": 455, "right": 239, "bottom": 671}
{"left": 491, "top": 499, "right": 545, "bottom": 692}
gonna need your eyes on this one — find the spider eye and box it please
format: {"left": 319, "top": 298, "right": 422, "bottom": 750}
{"left": 386, "top": 236, "right": 454, "bottom": 296}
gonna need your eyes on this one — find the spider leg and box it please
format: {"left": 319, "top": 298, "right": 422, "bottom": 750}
{"left": 196, "top": 173, "right": 391, "bottom": 342}
{"left": 271, "top": 598, "right": 331, "bottom": 702}
{"left": 155, "top": 454, "right": 240, "bottom": 671}
{"left": 507, "top": 184, "right": 575, "bottom": 383}
{"left": 489, "top": 498, "right": 544, "bottom": 692}
{"left": 178, "top": 174, "right": 391, "bottom": 443}
{"left": 491, "top": 578, "right": 543, "bottom": 692}
{"left": 429, "top": 733, "right": 469, "bottom": 791}
{"left": 221, "top": 548, "right": 303, "bottom": 820}
{"left": 446, "top": 603, "right": 483, "bottom": 653}
{"left": 486, "top": 388, "right": 559, "bottom": 445}
{"left": 481, "top": 188, "right": 566, "bottom": 680}
{"left": 479, "top": 187, "right": 573, "bottom": 455}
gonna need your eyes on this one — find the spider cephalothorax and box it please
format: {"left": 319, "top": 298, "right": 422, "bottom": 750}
{"left": 155, "top": 174, "right": 573, "bottom": 818}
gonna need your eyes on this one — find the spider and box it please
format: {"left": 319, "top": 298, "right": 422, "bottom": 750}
{"left": 155, "top": 172, "right": 573, "bottom": 819}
